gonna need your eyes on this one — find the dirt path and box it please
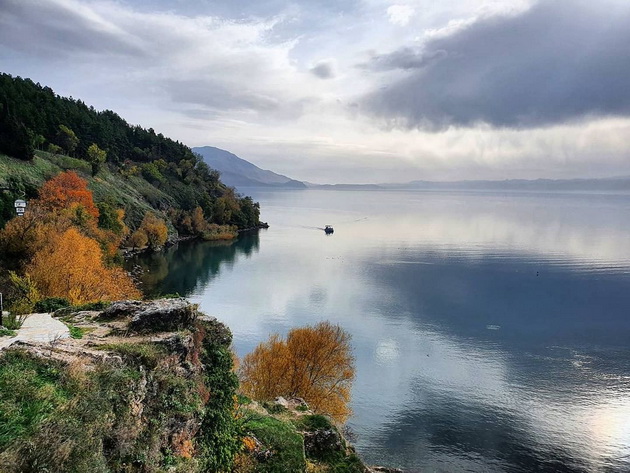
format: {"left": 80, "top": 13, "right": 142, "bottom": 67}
{"left": 0, "top": 313, "right": 70, "bottom": 350}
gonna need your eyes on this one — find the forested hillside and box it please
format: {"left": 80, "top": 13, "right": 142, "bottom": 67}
{"left": 0, "top": 73, "right": 260, "bottom": 231}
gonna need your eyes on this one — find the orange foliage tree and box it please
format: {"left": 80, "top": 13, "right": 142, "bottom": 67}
{"left": 137, "top": 212, "right": 168, "bottom": 249}
{"left": 0, "top": 206, "right": 59, "bottom": 266}
{"left": 27, "top": 227, "right": 140, "bottom": 304}
{"left": 191, "top": 206, "right": 208, "bottom": 235}
{"left": 239, "top": 321, "right": 355, "bottom": 423}
{"left": 37, "top": 170, "right": 99, "bottom": 218}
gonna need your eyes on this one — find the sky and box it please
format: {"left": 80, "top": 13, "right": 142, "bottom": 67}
{"left": 1, "top": 0, "right": 630, "bottom": 183}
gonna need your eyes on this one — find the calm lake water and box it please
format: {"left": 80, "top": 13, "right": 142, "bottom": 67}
{"left": 127, "top": 189, "right": 630, "bottom": 472}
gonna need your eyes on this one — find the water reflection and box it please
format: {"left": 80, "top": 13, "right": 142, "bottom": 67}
{"left": 125, "top": 232, "right": 260, "bottom": 297}
{"left": 131, "top": 190, "right": 630, "bottom": 472}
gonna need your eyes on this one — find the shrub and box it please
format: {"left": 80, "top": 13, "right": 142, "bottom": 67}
{"left": 263, "top": 402, "right": 288, "bottom": 415}
{"left": 47, "top": 143, "right": 63, "bottom": 154}
{"left": 240, "top": 321, "right": 355, "bottom": 423}
{"left": 294, "top": 414, "right": 333, "bottom": 432}
{"left": 197, "top": 321, "right": 242, "bottom": 472}
{"left": 140, "top": 212, "right": 168, "bottom": 249}
{"left": 27, "top": 227, "right": 140, "bottom": 304}
{"left": 129, "top": 228, "right": 148, "bottom": 249}
{"left": 34, "top": 297, "right": 70, "bottom": 313}
{"left": 37, "top": 170, "right": 99, "bottom": 218}
{"left": 7, "top": 272, "right": 40, "bottom": 316}
{"left": 53, "top": 301, "right": 110, "bottom": 318}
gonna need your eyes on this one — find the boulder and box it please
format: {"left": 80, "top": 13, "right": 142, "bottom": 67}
{"left": 303, "top": 428, "right": 344, "bottom": 459}
{"left": 99, "top": 300, "right": 145, "bottom": 319}
{"left": 274, "top": 396, "right": 289, "bottom": 409}
{"left": 99, "top": 299, "right": 199, "bottom": 333}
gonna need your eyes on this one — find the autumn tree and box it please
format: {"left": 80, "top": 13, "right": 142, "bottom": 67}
{"left": 240, "top": 321, "right": 355, "bottom": 423}
{"left": 129, "top": 228, "right": 148, "bottom": 249}
{"left": 37, "top": 171, "right": 99, "bottom": 218}
{"left": 191, "top": 206, "right": 208, "bottom": 235}
{"left": 27, "top": 227, "right": 140, "bottom": 304}
{"left": 0, "top": 205, "right": 63, "bottom": 268}
{"left": 138, "top": 212, "right": 168, "bottom": 249}
{"left": 86, "top": 142, "right": 107, "bottom": 176}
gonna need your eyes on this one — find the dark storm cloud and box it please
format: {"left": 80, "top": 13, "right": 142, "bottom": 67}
{"left": 360, "top": 48, "right": 448, "bottom": 72}
{"left": 362, "top": 0, "right": 630, "bottom": 130}
{"left": 0, "top": 0, "right": 144, "bottom": 57}
{"left": 310, "top": 61, "right": 335, "bottom": 79}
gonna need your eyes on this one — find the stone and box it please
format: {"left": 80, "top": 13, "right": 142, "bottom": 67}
{"left": 274, "top": 396, "right": 289, "bottom": 408}
{"left": 129, "top": 299, "right": 197, "bottom": 333}
{"left": 303, "top": 428, "right": 344, "bottom": 459}
{"left": 98, "top": 298, "right": 199, "bottom": 334}
{"left": 99, "top": 300, "right": 145, "bottom": 319}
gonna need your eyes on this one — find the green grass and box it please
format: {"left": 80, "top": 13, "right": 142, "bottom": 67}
{"left": 0, "top": 321, "right": 240, "bottom": 472}
{"left": 1, "top": 313, "right": 27, "bottom": 330}
{"left": 0, "top": 153, "right": 60, "bottom": 190}
{"left": 242, "top": 410, "right": 306, "bottom": 473}
{"left": 95, "top": 342, "right": 169, "bottom": 369}
{"left": 293, "top": 414, "right": 333, "bottom": 432}
{"left": 66, "top": 324, "right": 85, "bottom": 339}
{"left": 0, "top": 351, "right": 71, "bottom": 450}
{"left": 0, "top": 328, "right": 16, "bottom": 337}
{"left": 89, "top": 168, "right": 175, "bottom": 229}
{"left": 45, "top": 153, "right": 91, "bottom": 173}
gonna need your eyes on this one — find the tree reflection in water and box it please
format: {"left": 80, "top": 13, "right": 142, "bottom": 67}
{"left": 125, "top": 232, "right": 260, "bottom": 298}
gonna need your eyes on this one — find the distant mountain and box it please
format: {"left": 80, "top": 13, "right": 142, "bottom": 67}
{"left": 193, "top": 145, "right": 630, "bottom": 193}
{"left": 193, "top": 146, "right": 306, "bottom": 189}
{"left": 306, "top": 177, "right": 630, "bottom": 192}
{"left": 382, "top": 177, "right": 630, "bottom": 192}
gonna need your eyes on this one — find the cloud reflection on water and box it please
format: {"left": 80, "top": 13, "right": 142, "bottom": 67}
{"left": 133, "top": 189, "right": 630, "bottom": 472}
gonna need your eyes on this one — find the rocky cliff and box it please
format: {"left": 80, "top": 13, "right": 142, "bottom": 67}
{"left": 0, "top": 299, "right": 399, "bottom": 473}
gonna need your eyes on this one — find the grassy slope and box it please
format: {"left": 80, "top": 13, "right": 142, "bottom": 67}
{"left": 0, "top": 151, "right": 175, "bottom": 230}
{"left": 0, "top": 152, "right": 60, "bottom": 188}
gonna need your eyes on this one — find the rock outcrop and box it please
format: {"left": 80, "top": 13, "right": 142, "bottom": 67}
{"left": 100, "top": 298, "right": 202, "bottom": 333}
{"left": 0, "top": 299, "right": 403, "bottom": 473}
{"left": 0, "top": 299, "right": 240, "bottom": 473}
{"left": 303, "top": 427, "right": 345, "bottom": 458}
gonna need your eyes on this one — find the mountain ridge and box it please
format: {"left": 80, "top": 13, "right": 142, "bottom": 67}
{"left": 193, "top": 146, "right": 306, "bottom": 190}
{"left": 193, "top": 145, "right": 630, "bottom": 192}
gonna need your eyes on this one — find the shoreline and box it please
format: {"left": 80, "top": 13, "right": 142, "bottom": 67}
{"left": 121, "top": 222, "right": 269, "bottom": 259}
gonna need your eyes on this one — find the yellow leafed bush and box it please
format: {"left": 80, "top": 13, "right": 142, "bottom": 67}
{"left": 27, "top": 227, "right": 140, "bottom": 304}
{"left": 240, "top": 322, "right": 355, "bottom": 423}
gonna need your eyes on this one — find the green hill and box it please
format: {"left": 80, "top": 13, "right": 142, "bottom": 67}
{"left": 0, "top": 73, "right": 260, "bottom": 233}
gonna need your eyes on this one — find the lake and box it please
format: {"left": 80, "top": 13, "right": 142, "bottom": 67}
{"left": 127, "top": 189, "right": 630, "bottom": 472}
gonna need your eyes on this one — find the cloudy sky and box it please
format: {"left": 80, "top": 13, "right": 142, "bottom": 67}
{"left": 1, "top": 0, "right": 630, "bottom": 183}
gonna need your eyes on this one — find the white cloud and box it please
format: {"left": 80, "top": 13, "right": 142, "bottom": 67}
{"left": 386, "top": 4, "right": 415, "bottom": 26}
